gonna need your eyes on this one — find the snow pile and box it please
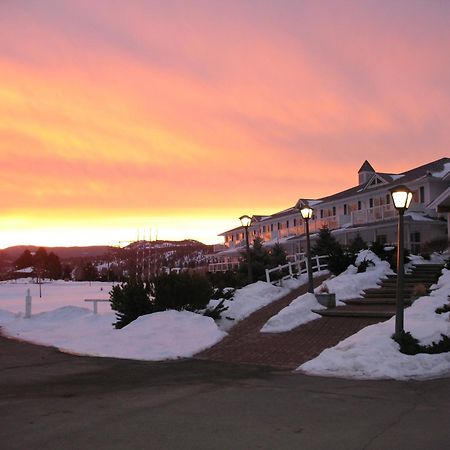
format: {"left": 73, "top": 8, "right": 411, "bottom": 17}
{"left": 209, "top": 273, "right": 328, "bottom": 332}
{"left": 260, "top": 293, "right": 325, "bottom": 333}
{"left": 299, "top": 269, "right": 450, "bottom": 380}
{"left": 2, "top": 308, "right": 226, "bottom": 361}
{"left": 209, "top": 281, "right": 293, "bottom": 331}
{"left": 317, "top": 250, "right": 393, "bottom": 305}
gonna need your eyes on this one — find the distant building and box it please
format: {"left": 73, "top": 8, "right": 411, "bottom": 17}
{"left": 209, "top": 157, "right": 450, "bottom": 272}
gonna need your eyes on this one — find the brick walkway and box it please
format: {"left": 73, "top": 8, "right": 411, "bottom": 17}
{"left": 196, "top": 276, "right": 383, "bottom": 370}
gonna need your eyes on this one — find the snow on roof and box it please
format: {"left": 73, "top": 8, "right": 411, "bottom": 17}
{"left": 431, "top": 162, "right": 450, "bottom": 178}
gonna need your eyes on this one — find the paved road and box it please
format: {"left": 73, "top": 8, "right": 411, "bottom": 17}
{"left": 1, "top": 336, "right": 449, "bottom": 450}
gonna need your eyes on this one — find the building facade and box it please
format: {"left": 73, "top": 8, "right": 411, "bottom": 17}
{"left": 209, "top": 158, "right": 450, "bottom": 272}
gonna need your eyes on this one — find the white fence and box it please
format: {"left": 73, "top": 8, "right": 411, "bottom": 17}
{"left": 265, "top": 254, "right": 329, "bottom": 285}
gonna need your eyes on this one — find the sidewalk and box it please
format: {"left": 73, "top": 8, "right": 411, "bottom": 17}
{"left": 196, "top": 276, "right": 382, "bottom": 369}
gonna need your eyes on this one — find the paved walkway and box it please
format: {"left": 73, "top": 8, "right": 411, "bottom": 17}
{"left": 196, "top": 276, "right": 382, "bottom": 369}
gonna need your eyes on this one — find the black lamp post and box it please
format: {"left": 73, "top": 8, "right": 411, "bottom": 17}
{"left": 390, "top": 185, "right": 413, "bottom": 340}
{"left": 299, "top": 204, "right": 314, "bottom": 294}
{"left": 239, "top": 215, "right": 253, "bottom": 284}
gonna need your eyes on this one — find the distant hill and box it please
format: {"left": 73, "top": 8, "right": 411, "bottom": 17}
{"left": 3, "top": 245, "right": 112, "bottom": 261}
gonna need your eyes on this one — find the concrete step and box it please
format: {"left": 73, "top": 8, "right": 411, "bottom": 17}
{"left": 342, "top": 298, "right": 412, "bottom": 306}
{"left": 313, "top": 309, "right": 394, "bottom": 319}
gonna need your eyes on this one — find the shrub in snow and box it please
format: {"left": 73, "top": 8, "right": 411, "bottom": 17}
{"left": 312, "top": 227, "right": 354, "bottom": 275}
{"left": 393, "top": 331, "right": 450, "bottom": 355}
{"left": 153, "top": 272, "right": 213, "bottom": 312}
{"left": 110, "top": 282, "right": 154, "bottom": 329}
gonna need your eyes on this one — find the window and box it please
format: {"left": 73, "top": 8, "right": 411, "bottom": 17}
{"left": 270, "top": 224, "right": 274, "bottom": 232}
{"left": 286, "top": 220, "right": 289, "bottom": 228}
{"left": 419, "top": 186, "right": 425, "bottom": 203}
{"left": 263, "top": 225, "right": 266, "bottom": 233}
{"left": 293, "top": 218, "right": 297, "bottom": 227}
{"left": 411, "top": 232, "right": 421, "bottom": 254}
{"left": 386, "top": 194, "right": 391, "bottom": 205}
{"left": 320, "top": 210, "right": 324, "bottom": 219}
{"left": 344, "top": 204, "right": 347, "bottom": 215}
{"left": 332, "top": 206, "right": 336, "bottom": 216}
{"left": 376, "top": 234, "right": 387, "bottom": 245}
{"left": 358, "top": 201, "right": 362, "bottom": 210}
{"left": 369, "top": 198, "right": 374, "bottom": 208}
{"left": 277, "top": 222, "right": 281, "bottom": 230}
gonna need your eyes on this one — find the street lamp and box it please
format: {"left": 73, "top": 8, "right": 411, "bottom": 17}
{"left": 299, "top": 204, "right": 314, "bottom": 293}
{"left": 239, "top": 215, "right": 253, "bottom": 284}
{"left": 390, "top": 185, "right": 413, "bottom": 340}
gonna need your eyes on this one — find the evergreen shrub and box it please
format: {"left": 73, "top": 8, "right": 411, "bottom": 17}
{"left": 109, "top": 282, "right": 154, "bottom": 329}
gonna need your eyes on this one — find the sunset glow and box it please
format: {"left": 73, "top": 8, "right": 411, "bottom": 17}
{"left": 1, "top": 0, "right": 449, "bottom": 248}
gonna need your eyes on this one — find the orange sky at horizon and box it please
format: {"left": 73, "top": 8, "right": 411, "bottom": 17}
{"left": 1, "top": 1, "right": 450, "bottom": 248}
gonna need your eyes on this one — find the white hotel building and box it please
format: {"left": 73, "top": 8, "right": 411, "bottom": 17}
{"left": 209, "top": 158, "right": 450, "bottom": 272}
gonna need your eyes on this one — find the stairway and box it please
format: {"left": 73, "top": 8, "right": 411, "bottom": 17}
{"left": 314, "top": 264, "right": 444, "bottom": 319}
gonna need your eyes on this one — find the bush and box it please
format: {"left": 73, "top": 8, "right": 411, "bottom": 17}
{"left": 348, "top": 234, "right": 367, "bottom": 254}
{"left": 153, "top": 272, "right": 213, "bottom": 312}
{"left": 422, "top": 237, "right": 449, "bottom": 254}
{"left": 313, "top": 227, "right": 355, "bottom": 275}
{"left": 393, "top": 331, "right": 450, "bottom": 355}
{"left": 207, "top": 271, "right": 247, "bottom": 290}
{"left": 109, "top": 282, "right": 154, "bottom": 329}
{"left": 357, "top": 258, "right": 374, "bottom": 273}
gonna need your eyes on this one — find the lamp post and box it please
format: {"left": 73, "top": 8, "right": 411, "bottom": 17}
{"left": 390, "top": 185, "right": 413, "bottom": 340}
{"left": 239, "top": 215, "right": 253, "bottom": 284}
{"left": 299, "top": 204, "right": 314, "bottom": 294}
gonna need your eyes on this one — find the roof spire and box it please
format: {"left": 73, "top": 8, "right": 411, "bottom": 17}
{"left": 358, "top": 160, "right": 375, "bottom": 173}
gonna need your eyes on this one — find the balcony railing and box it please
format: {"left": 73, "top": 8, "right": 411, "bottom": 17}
{"left": 351, "top": 205, "right": 396, "bottom": 225}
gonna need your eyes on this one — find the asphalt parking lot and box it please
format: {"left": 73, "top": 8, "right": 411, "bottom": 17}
{"left": 1, "top": 335, "right": 449, "bottom": 450}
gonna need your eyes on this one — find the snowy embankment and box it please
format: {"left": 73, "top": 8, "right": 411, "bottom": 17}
{"left": 299, "top": 269, "right": 450, "bottom": 380}
{"left": 316, "top": 250, "right": 393, "bottom": 305}
{"left": 261, "top": 251, "right": 391, "bottom": 333}
{"left": 0, "top": 273, "right": 320, "bottom": 361}
{"left": 1, "top": 308, "right": 226, "bottom": 361}
{"left": 209, "top": 272, "right": 328, "bottom": 332}
{"left": 261, "top": 293, "right": 325, "bottom": 333}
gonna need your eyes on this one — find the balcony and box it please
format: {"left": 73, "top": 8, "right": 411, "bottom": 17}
{"left": 351, "top": 205, "right": 396, "bottom": 225}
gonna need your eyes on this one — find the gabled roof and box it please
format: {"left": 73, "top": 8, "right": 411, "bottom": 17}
{"left": 358, "top": 160, "right": 375, "bottom": 173}
{"left": 314, "top": 157, "right": 450, "bottom": 205}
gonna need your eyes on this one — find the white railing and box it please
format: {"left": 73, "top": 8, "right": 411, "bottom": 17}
{"left": 351, "top": 205, "right": 396, "bottom": 225}
{"left": 208, "top": 262, "right": 240, "bottom": 273}
{"left": 265, "top": 255, "right": 329, "bottom": 285}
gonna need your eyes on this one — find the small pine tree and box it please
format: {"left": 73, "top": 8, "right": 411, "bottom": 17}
{"left": 313, "top": 226, "right": 354, "bottom": 275}
{"left": 110, "top": 281, "right": 154, "bottom": 329}
{"left": 349, "top": 234, "right": 367, "bottom": 254}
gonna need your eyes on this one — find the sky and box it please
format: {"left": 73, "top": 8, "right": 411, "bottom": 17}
{"left": 1, "top": 0, "right": 449, "bottom": 248}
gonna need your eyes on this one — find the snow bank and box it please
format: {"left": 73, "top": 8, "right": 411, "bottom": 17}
{"left": 316, "top": 250, "right": 393, "bottom": 304}
{"left": 2, "top": 308, "right": 226, "bottom": 361}
{"left": 299, "top": 269, "right": 450, "bottom": 380}
{"left": 260, "top": 293, "right": 325, "bottom": 333}
{"left": 209, "top": 272, "right": 328, "bottom": 331}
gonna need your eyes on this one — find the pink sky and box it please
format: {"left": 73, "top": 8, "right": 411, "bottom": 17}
{"left": 1, "top": 0, "right": 449, "bottom": 247}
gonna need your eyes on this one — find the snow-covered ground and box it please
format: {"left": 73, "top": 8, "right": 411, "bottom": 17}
{"left": 261, "top": 293, "right": 325, "bottom": 333}
{"left": 208, "top": 272, "right": 328, "bottom": 331}
{"left": 2, "top": 308, "right": 226, "bottom": 361}
{"left": 0, "top": 279, "right": 114, "bottom": 314}
{"left": 0, "top": 274, "right": 319, "bottom": 360}
{"left": 299, "top": 269, "right": 450, "bottom": 380}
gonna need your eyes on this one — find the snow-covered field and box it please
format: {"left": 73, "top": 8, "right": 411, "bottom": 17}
{"left": 0, "top": 279, "right": 114, "bottom": 314}
{"left": 299, "top": 269, "right": 450, "bottom": 380}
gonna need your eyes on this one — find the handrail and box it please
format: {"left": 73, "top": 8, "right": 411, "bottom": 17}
{"left": 265, "top": 254, "right": 329, "bottom": 285}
